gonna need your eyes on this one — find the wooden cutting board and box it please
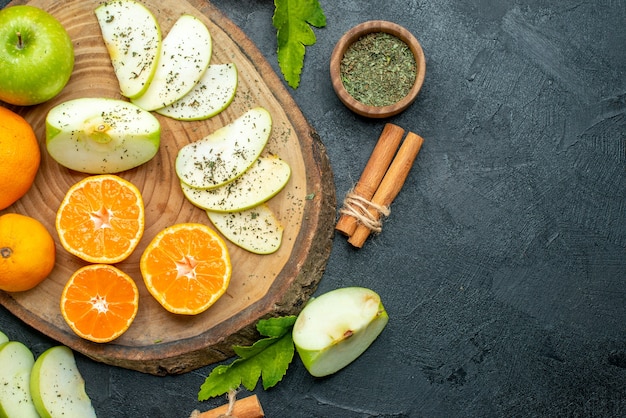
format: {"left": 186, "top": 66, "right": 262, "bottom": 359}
{"left": 0, "top": 0, "right": 335, "bottom": 375}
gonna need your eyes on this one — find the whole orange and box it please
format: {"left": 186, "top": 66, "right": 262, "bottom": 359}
{"left": 0, "top": 213, "right": 56, "bottom": 292}
{"left": 0, "top": 106, "right": 41, "bottom": 210}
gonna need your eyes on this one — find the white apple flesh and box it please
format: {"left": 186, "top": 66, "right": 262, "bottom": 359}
{"left": 156, "top": 63, "right": 238, "bottom": 121}
{"left": 207, "top": 203, "right": 284, "bottom": 254}
{"left": 181, "top": 155, "right": 291, "bottom": 212}
{"left": 132, "top": 14, "right": 212, "bottom": 111}
{"left": 46, "top": 97, "right": 161, "bottom": 173}
{"left": 293, "top": 287, "right": 389, "bottom": 377}
{"left": 0, "top": 341, "right": 39, "bottom": 418}
{"left": 0, "top": 5, "right": 74, "bottom": 106}
{"left": 95, "top": 0, "right": 161, "bottom": 99}
{"left": 29, "top": 346, "right": 96, "bottom": 418}
{"left": 176, "top": 107, "right": 272, "bottom": 189}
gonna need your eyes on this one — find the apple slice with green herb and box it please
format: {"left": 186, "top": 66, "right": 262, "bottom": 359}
{"left": 293, "top": 287, "right": 389, "bottom": 377}
{"left": 156, "top": 63, "right": 238, "bottom": 121}
{"left": 176, "top": 107, "right": 272, "bottom": 189}
{"left": 46, "top": 97, "right": 160, "bottom": 174}
{"left": 132, "top": 14, "right": 212, "bottom": 111}
{"left": 207, "top": 204, "right": 283, "bottom": 254}
{"left": 0, "top": 341, "right": 39, "bottom": 418}
{"left": 181, "top": 155, "right": 290, "bottom": 212}
{"left": 95, "top": 0, "right": 161, "bottom": 99}
{"left": 30, "top": 346, "right": 96, "bottom": 418}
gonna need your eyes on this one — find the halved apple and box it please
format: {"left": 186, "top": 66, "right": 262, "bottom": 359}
{"left": 30, "top": 346, "right": 96, "bottom": 418}
{"left": 207, "top": 203, "right": 283, "bottom": 254}
{"left": 181, "top": 155, "right": 290, "bottom": 212}
{"left": 132, "top": 14, "right": 212, "bottom": 111}
{"left": 176, "top": 107, "right": 272, "bottom": 189}
{"left": 292, "top": 287, "right": 389, "bottom": 377}
{"left": 0, "top": 341, "right": 39, "bottom": 418}
{"left": 95, "top": 0, "right": 161, "bottom": 99}
{"left": 46, "top": 97, "right": 161, "bottom": 174}
{"left": 156, "top": 63, "right": 238, "bottom": 121}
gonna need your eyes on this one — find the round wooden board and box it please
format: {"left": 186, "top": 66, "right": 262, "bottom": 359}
{"left": 0, "top": 0, "right": 335, "bottom": 375}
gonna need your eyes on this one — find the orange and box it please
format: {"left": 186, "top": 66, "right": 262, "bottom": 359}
{"left": 0, "top": 106, "right": 41, "bottom": 210}
{"left": 0, "top": 213, "right": 55, "bottom": 292}
{"left": 140, "top": 223, "right": 232, "bottom": 315}
{"left": 56, "top": 174, "right": 145, "bottom": 264}
{"left": 60, "top": 264, "right": 139, "bottom": 343}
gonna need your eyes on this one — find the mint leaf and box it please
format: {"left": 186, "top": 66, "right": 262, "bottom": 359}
{"left": 273, "top": 0, "right": 326, "bottom": 88}
{"left": 198, "top": 316, "right": 297, "bottom": 401}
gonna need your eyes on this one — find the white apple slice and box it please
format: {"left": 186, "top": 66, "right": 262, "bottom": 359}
{"left": 207, "top": 203, "right": 283, "bottom": 254}
{"left": 156, "top": 63, "right": 238, "bottom": 120}
{"left": 292, "top": 287, "right": 389, "bottom": 377}
{"left": 132, "top": 14, "right": 212, "bottom": 111}
{"left": 30, "top": 346, "right": 96, "bottom": 418}
{"left": 95, "top": 0, "right": 161, "bottom": 99}
{"left": 181, "top": 155, "right": 291, "bottom": 212}
{"left": 0, "top": 341, "right": 39, "bottom": 418}
{"left": 46, "top": 97, "right": 161, "bottom": 174}
{"left": 176, "top": 107, "right": 272, "bottom": 189}
{"left": 0, "top": 330, "right": 7, "bottom": 344}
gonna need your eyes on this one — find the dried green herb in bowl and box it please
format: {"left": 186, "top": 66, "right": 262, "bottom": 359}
{"left": 330, "top": 21, "right": 426, "bottom": 118}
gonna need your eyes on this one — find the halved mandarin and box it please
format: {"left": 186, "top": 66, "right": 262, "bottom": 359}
{"left": 140, "top": 223, "right": 232, "bottom": 315}
{"left": 56, "top": 174, "right": 145, "bottom": 264}
{"left": 60, "top": 264, "right": 139, "bottom": 343}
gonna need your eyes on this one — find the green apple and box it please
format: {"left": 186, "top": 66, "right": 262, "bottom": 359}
{"left": 132, "top": 14, "right": 212, "bottom": 111}
{"left": 176, "top": 107, "right": 272, "bottom": 189}
{"left": 156, "top": 63, "right": 238, "bottom": 120}
{"left": 46, "top": 97, "right": 161, "bottom": 173}
{"left": 181, "top": 155, "right": 291, "bottom": 212}
{"left": 0, "top": 340, "right": 39, "bottom": 418}
{"left": 293, "top": 287, "right": 389, "bottom": 377}
{"left": 30, "top": 346, "right": 96, "bottom": 418}
{"left": 0, "top": 331, "right": 7, "bottom": 344}
{"left": 0, "top": 5, "right": 74, "bottom": 106}
{"left": 95, "top": 0, "right": 161, "bottom": 99}
{"left": 207, "top": 203, "right": 284, "bottom": 254}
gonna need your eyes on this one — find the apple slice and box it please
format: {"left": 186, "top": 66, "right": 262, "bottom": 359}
{"left": 292, "top": 287, "right": 389, "bottom": 377}
{"left": 207, "top": 203, "right": 283, "bottom": 254}
{"left": 30, "top": 346, "right": 96, "bottom": 418}
{"left": 0, "top": 341, "right": 39, "bottom": 418}
{"left": 156, "top": 63, "right": 238, "bottom": 121}
{"left": 132, "top": 14, "right": 212, "bottom": 111}
{"left": 0, "top": 330, "right": 7, "bottom": 344}
{"left": 95, "top": 0, "right": 161, "bottom": 99}
{"left": 46, "top": 97, "right": 161, "bottom": 174}
{"left": 181, "top": 155, "right": 291, "bottom": 212}
{"left": 176, "top": 107, "right": 272, "bottom": 189}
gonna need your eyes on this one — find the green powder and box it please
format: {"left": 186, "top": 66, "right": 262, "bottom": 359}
{"left": 340, "top": 32, "right": 417, "bottom": 107}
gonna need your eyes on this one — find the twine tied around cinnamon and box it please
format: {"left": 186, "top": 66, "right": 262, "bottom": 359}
{"left": 336, "top": 124, "right": 424, "bottom": 248}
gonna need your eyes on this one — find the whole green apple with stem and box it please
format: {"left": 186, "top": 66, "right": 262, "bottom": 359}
{"left": 0, "top": 5, "right": 74, "bottom": 106}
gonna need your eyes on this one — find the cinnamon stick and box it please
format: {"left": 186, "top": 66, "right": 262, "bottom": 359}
{"left": 336, "top": 123, "right": 405, "bottom": 236}
{"left": 193, "top": 394, "right": 264, "bottom": 418}
{"left": 348, "top": 132, "right": 424, "bottom": 248}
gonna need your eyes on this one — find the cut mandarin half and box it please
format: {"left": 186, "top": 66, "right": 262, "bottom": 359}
{"left": 56, "top": 174, "right": 145, "bottom": 264}
{"left": 140, "top": 223, "right": 232, "bottom": 315}
{"left": 60, "top": 264, "right": 139, "bottom": 343}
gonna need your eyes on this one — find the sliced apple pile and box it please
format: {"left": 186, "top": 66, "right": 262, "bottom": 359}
{"left": 175, "top": 108, "right": 288, "bottom": 254}
{"left": 95, "top": 0, "right": 237, "bottom": 120}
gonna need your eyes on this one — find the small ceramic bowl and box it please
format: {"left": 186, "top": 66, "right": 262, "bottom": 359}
{"left": 330, "top": 20, "right": 426, "bottom": 118}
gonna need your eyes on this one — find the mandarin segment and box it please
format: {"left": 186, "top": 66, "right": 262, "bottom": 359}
{"left": 60, "top": 264, "right": 139, "bottom": 343}
{"left": 140, "top": 223, "right": 232, "bottom": 315}
{"left": 56, "top": 175, "right": 145, "bottom": 264}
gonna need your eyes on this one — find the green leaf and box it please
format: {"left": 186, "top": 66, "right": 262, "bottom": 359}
{"left": 273, "top": 0, "right": 326, "bottom": 88}
{"left": 198, "top": 316, "right": 297, "bottom": 401}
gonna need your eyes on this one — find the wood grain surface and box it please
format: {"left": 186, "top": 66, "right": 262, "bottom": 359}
{"left": 0, "top": 0, "right": 335, "bottom": 375}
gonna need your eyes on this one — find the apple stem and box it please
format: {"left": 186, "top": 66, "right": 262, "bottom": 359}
{"left": 16, "top": 31, "right": 24, "bottom": 50}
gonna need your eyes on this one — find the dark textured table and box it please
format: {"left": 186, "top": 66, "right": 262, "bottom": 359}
{"left": 1, "top": 0, "right": 625, "bottom": 416}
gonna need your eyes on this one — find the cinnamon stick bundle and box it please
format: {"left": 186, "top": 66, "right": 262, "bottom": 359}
{"left": 191, "top": 394, "right": 264, "bottom": 418}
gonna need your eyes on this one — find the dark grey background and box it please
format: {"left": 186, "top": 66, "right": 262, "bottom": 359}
{"left": 1, "top": 0, "right": 625, "bottom": 416}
